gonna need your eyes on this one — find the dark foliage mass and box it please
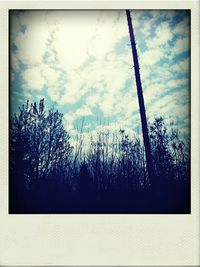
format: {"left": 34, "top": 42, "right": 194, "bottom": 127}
{"left": 10, "top": 100, "right": 190, "bottom": 214}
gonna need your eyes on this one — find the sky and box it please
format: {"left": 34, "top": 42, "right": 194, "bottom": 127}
{"left": 10, "top": 10, "right": 190, "bottom": 145}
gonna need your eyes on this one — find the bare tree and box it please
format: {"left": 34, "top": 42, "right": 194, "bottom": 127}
{"left": 126, "top": 10, "right": 155, "bottom": 188}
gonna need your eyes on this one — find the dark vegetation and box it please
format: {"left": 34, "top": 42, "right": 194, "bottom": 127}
{"left": 10, "top": 99, "right": 190, "bottom": 213}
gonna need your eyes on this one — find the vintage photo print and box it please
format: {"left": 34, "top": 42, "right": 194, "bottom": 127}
{"left": 9, "top": 9, "right": 191, "bottom": 214}
{"left": 0, "top": 1, "right": 199, "bottom": 266}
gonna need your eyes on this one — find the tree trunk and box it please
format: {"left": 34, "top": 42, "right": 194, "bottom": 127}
{"left": 126, "top": 10, "right": 155, "bottom": 188}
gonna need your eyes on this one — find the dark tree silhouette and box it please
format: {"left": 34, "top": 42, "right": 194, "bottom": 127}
{"left": 10, "top": 99, "right": 73, "bottom": 212}
{"left": 9, "top": 99, "right": 190, "bottom": 214}
{"left": 126, "top": 10, "right": 155, "bottom": 189}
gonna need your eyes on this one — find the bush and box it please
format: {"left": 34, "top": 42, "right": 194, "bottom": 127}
{"left": 9, "top": 99, "right": 190, "bottom": 213}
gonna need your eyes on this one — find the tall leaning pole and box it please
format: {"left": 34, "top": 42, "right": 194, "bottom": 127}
{"left": 126, "top": 10, "right": 155, "bottom": 188}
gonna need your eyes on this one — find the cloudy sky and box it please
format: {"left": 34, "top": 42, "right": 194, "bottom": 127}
{"left": 10, "top": 10, "right": 190, "bottom": 142}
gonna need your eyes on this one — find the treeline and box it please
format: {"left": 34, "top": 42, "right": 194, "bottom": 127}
{"left": 10, "top": 99, "right": 190, "bottom": 213}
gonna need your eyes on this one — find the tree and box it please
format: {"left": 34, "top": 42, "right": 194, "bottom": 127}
{"left": 126, "top": 10, "right": 155, "bottom": 189}
{"left": 10, "top": 99, "right": 73, "bottom": 212}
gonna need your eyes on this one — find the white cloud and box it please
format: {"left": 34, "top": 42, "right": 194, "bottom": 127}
{"left": 75, "top": 106, "right": 93, "bottom": 117}
{"left": 85, "top": 93, "right": 101, "bottom": 108}
{"left": 166, "top": 78, "right": 188, "bottom": 88}
{"left": 172, "top": 37, "right": 190, "bottom": 55}
{"left": 10, "top": 54, "right": 20, "bottom": 72}
{"left": 12, "top": 11, "right": 50, "bottom": 66}
{"left": 140, "top": 48, "right": 164, "bottom": 66}
{"left": 146, "top": 22, "right": 173, "bottom": 48}
{"left": 23, "top": 66, "right": 46, "bottom": 90}
{"left": 173, "top": 58, "right": 190, "bottom": 73}
{"left": 64, "top": 112, "right": 75, "bottom": 124}
{"left": 42, "top": 66, "right": 60, "bottom": 85}
{"left": 173, "top": 17, "right": 190, "bottom": 37}
{"left": 11, "top": 10, "right": 190, "bottom": 140}
{"left": 11, "top": 11, "right": 132, "bottom": 107}
{"left": 147, "top": 89, "right": 189, "bottom": 122}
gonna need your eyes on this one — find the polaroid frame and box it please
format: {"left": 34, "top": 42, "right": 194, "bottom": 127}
{"left": 0, "top": 0, "right": 199, "bottom": 266}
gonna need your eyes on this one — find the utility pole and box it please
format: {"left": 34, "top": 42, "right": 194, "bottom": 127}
{"left": 126, "top": 10, "right": 155, "bottom": 188}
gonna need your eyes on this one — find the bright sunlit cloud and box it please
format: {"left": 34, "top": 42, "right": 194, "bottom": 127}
{"left": 10, "top": 10, "right": 190, "bottom": 143}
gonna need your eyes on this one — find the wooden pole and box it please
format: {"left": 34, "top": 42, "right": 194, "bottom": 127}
{"left": 126, "top": 10, "right": 155, "bottom": 188}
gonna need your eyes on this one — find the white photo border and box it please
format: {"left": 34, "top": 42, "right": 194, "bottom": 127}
{"left": 0, "top": 0, "right": 199, "bottom": 266}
